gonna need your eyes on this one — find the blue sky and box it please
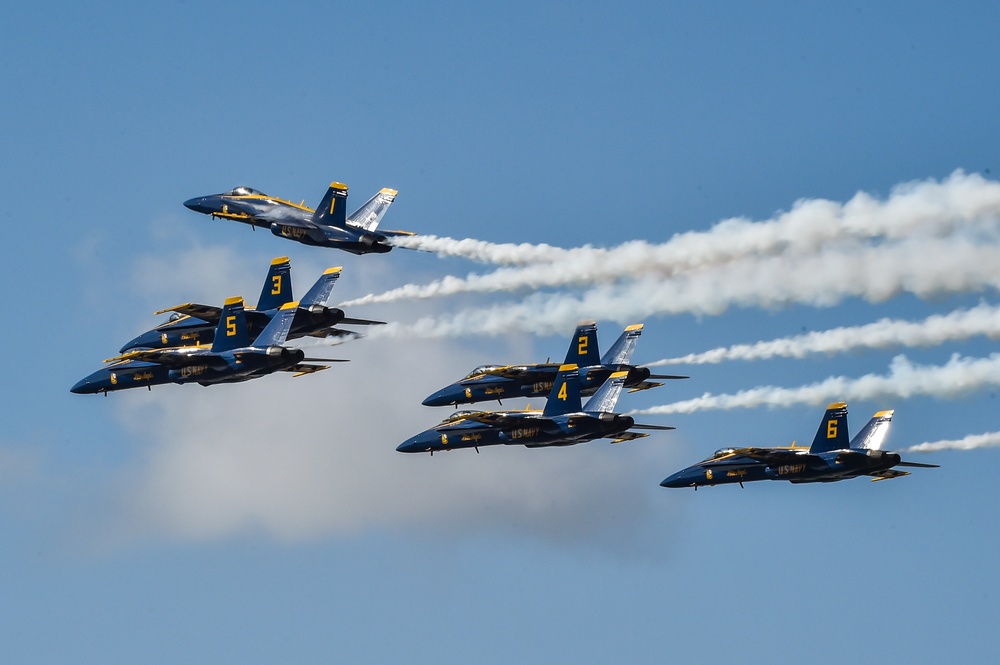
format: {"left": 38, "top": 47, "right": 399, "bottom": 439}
{"left": 3, "top": 1, "right": 1000, "bottom": 662}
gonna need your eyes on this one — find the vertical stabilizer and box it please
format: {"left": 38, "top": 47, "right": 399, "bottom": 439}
{"left": 563, "top": 322, "right": 600, "bottom": 367}
{"left": 256, "top": 257, "right": 292, "bottom": 311}
{"left": 211, "top": 297, "right": 250, "bottom": 352}
{"left": 543, "top": 364, "right": 583, "bottom": 417}
{"left": 300, "top": 267, "right": 342, "bottom": 307}
{"left": 600, "top": 323, "right": 643, "bottom": 365}
{"left": 809, "top": 402, "right": 850, "bottom": 454}
{"left": 851, "top": 410, "right": 894, "bottom": 450}
{"left": 346, "top": 188, "right": 397, "bottom": 232}
{"left": 584, "top": 371, "right": 628, "bottom": 414}
{"left": 312, "top": 182, "right": 349, "bottom": 228}
{"left": 255, "top": 301, "right": 300, "bottom": 347}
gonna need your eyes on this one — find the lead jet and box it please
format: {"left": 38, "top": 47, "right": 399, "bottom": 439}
{"left": 397, "top": 363, "right": 674, "bottom": 454}
{"left": 421, "top": 322, "right": 686, "bottom": 407}
{"left": 119, "top": 258, "right": 383, "bottom": 352}
{"left": 71, "top": 297, "right": 338, "bottom": 394}
{"left": 660, "top": 402, "right": 938, "bottom": 489}
{"left": 183, "top": 182, "right": 413, "bottom": 254}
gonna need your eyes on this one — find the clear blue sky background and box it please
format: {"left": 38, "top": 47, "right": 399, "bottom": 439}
{"left": 3, "top": 1, "right": 999, "bottom": 662}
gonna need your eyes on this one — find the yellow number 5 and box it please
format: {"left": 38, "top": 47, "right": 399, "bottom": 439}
{"left": 226, "top": 315, "right": 237, "bottom": 337}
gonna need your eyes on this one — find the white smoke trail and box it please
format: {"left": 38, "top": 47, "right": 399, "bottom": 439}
{"left": 648, "top": 302, "right": 1000, "bottom": 365}
{"left": 366, "top": 234, "right": 1000, "bottom": 338}
{"left": 906, "top": 431, "right": 1000, "bottom": 453}
{"left": 388, "top": 235, "right": 570, "bottom": 265}
{"left": 631, "top": 353, "right": 1000, "bottom": 415}
{"left": 351, "top": 171, "right": 1000, "bottom": 306}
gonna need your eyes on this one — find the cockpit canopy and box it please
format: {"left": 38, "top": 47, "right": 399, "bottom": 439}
{"left": 465, "top": 365, "right": 503, "bottom": 379}
{"left": 710, "top": 448, "right": 737, "bottom": 459}
{"left": 440, "top": 410, "right": 483, "bottom": 425}
{"left": 225, "top": 186, "right": 265, "bottom": 197}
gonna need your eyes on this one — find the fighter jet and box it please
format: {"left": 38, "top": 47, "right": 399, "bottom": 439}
{"left": 183, "top": 182, "right": 413, "bottom": 254}
{"left": 660, "top": 402, "right": 938, "bottom": 488}
{"left": 71, "top": 297, "right": 339, "bottom": 394}
{"left": 397, "top": 363, "right": 674, "bottom": 454}
{"left": 421, "top": 322, "right": 687, "bottom": 407}
{"left": 119, "top": 258, "right": 383, "bottom": 352}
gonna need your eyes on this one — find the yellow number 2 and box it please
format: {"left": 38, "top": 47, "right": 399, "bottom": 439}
{"left": 226, "top": 315, "right": 237, "bottom": 337}
{"left": 578, "top": 336, "right": 588, "bottom": 357}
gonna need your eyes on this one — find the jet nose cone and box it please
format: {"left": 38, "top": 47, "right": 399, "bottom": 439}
{"left": 183, "top": 196, "right": 216, "bottom": 214}
{"left": 421, "top": 387, "right": 457, "bottom": 407}
{"left": 120, "top": 331, "right": 157, "bottom": 353}
{"left": 660, "top": 470, "right": 690, "bottom": 488}
{"left": 70, "top": 376, "right": 95, "bottom": 394}
{"left": 396, "top": 436, "right": 420, "bottom": 453}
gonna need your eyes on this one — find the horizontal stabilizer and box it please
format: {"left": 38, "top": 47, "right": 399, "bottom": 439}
{"left": 610, "top": 432, "right": 650, "bottom": 443}
{"left": 287, "top": 364, "right": 330, "bottom": 377}
{"left": 300, "top": 357, "right": 349, "bottom": 363}
{"left": 869, "top": 469, "right": 911, "bottom": 482}
{"left": 631, "top": 423, "right": 676, "bottom": 431}
{"left": 647, "top": 373, "right": 689, "bottom": 380}
{"left": 627, "top": 381, "right": 664, "bottom": 393}
{"left": 303, "top": 328, "right": 362, "bottom": 340}
{"left": 339, "top": 316, "right": 386, "bottom": 326}
{"left": 897, "top": 460, "right": 940, "bottom": 468}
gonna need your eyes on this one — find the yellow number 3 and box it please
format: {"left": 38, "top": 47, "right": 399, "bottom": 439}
{"left": 271, "top": 275, "right": 282, "bottom": 295}
{"left": 226, "top": 315, "right": 237, "bottom": 337}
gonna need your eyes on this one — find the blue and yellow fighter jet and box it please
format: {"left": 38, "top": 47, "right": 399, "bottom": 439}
{"left": 660, "top": 402, "right": 938, "bottom": 489}
{"left": 71, "top": 298, "right": 339, "bottom": 394}
{"left": 398, "top": 364, "right": 673, "bottom": 454}
{"left": 183, "top": 182, "right": 413, "bottom": 254}
{"left": 119, "top": 258, "right": 383, "bottom": 352}
{"left": 421, "top": 322, "right": 686, "bottom": 407}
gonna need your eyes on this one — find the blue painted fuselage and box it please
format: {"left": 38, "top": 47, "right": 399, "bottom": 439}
{"left": 660, "top": 449, "right": 904, "bottom": 488}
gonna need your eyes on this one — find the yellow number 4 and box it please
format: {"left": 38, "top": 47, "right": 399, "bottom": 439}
{"left": 558, "top": 382, "right": 568, "bottom": 401}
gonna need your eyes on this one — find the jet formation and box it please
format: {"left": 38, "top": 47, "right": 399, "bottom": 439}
{"left": 72, "top": 297, "right": 340, "bottom": 394}
{"left": 398, "top": 363, "right": 673, "bottom": 454}
{"left": 72, "top": 258, "right": 370, "bottom": 394}
{"left": 73, "top": 177, "right": 940, "bottom": 489}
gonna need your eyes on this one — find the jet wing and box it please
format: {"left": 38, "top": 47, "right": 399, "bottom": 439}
{"left": 704, "top": 447, "right": 815, "bottom": 467}
{"left": 154, "top": 302, "right": 223, "bottom": 322}
{"left": 255, "top": 210, "right": 319, "bottom": 229}
{"left": 106, "top": 347, "right": 226, "bottom": 369}
{"left": 481, "top": 365, "right": 550, "bottom": 380}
